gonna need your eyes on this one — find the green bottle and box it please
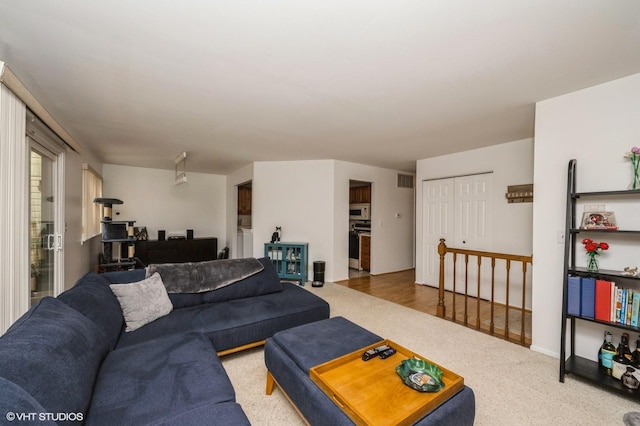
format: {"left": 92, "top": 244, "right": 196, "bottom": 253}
{"left": 599, "top": 331, "right": 616, "bottom": 376}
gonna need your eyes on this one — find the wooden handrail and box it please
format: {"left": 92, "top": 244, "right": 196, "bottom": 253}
{"left": 437, "top": 238, "right": 533, "bottom": 346}
{"left": 439, "top": 244, "right": 533, "bottom": 263}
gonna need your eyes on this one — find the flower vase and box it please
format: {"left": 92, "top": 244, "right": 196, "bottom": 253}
{"left": 629, "top": 155, "right": 640, "bottom": 190}
{"left": 587, "top": 253, "right": 599, "bottom": 273}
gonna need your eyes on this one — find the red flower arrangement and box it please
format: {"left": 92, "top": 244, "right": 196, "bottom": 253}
{"left": 582, "top": 238, "right": 609, "bottom": 255}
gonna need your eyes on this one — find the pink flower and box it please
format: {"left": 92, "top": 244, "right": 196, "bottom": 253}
{"left": 633, "top": 147, "right": 640, "bottom": 154}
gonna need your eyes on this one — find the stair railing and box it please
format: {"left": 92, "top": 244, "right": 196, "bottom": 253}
{"left": 437, "top": 238, "right": 533, "bottom": 346}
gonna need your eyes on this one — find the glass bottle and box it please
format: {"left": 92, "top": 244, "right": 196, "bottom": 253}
{"left": 612, "top": 333, "right": 632, "bottom": 380}
{"left": 599, "top": 331, "right": 616, "bottom": 376}
{"left": 632, "top": 336, "right": 640, "bottom": 369}
{"left": 621, "top": 333, "right": 633, "bottom": 362}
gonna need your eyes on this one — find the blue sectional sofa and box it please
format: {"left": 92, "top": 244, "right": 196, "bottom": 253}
{"left": 0, "top": 258, "right": 329, "bottom": 425}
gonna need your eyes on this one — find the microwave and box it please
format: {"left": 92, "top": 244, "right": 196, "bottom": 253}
{"left": 349, "top": 203, "right": 371, "bottom": 221}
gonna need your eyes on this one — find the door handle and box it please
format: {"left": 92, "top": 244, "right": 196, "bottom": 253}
{"left": 46, "top": 234, "right": 63, "bottom": 251}
{"left": 46, "top": 234, "right": 54, "bottom": 250}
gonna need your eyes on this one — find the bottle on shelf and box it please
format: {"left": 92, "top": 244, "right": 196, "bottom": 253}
{"left": 622, "top": 333, "right": 633, "bottom": 362}
{"left": 612, "top": 333, "right": 633, "bottom": 380}
{"left": 599, "top": 331, "right": 616, "bottom": 376}
{"left": 632, "top": 336, "right": 640, "bottom": 369}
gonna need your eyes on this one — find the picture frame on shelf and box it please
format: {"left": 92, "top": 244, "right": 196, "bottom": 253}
{"left": 580, "top": 211, "right": 618, "bottom": 230}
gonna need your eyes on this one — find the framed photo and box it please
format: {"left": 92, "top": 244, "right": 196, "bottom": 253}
{"left": 580, "top": 211, "right": 618, "bottom": 230}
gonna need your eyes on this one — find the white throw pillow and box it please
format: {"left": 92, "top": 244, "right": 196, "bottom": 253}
{"left": 109, "top": 272, "right": 173, "bottom": 332}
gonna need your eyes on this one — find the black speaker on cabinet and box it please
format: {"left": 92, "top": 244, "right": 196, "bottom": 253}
{"left": 158, "top": 230, "right": 166, "bottom": 241}
{"left": 187, "top": 229, "right": 194, "bottom": 240}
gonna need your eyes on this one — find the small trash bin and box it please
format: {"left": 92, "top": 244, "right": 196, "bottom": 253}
{"left": 312, "top": 261, "right": 325, "bottom": 287}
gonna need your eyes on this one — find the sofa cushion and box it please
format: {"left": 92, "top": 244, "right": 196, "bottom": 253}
{"left": 0, "top": 297, "right": 109, "bottom": 421}
{"left": 102, "top": 269, "right": 146, "bottom": 284}
{"left": 86, "top": 332, "right": 237, "bottom": 425}
{"left": 0, "top": 377, "right": 56, "bottom": 425}
{"left": 115, "top": 282, "right": 330, "bottom": 352}
{"left": 201, "top": 257, "right": 283, "bottom": 304}
{"left": 102, "top": 269, "right": 203, "bottom": 309}
{"left": 58, "top": 272, "right": 124, "bottom": 349}
{"left": 110, "top": 272, "right": 173, "bottom": 332}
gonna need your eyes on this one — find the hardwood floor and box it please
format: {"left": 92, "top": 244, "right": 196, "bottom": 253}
{"left": 336, "top": 269, "right": 532, "bottom": 347}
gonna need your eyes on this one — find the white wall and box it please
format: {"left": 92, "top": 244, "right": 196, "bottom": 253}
{"left": 64, "top": 148, "right": 103, "bottom": 288}
{"left": 253, "top": 160, "right": 336, "bottom": 280}
{"left": 103, "top": 164, "right": 226, "bottom": 247}
{"left": 415, "top": 138, "right": 534, "bottom": 285}
{"left": 533, "top": 73, "right": 640, "bottom": 358}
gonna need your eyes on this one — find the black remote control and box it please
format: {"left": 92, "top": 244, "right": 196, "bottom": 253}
{"left": 379, "top": 347, "right": 396, "bottom": 359}
{"left": 362, "top": 344, "right": 390, "bottom": 361}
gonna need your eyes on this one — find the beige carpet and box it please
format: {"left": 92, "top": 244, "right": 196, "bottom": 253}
{"left": 481, "top": 310, "right": 532, "bottom": 339}
{"left": 221, "top": 283, "right": 636, "bottom": 425}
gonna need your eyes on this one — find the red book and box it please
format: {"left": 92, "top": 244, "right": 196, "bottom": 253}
{"left": 595, "top": 279, "right": 612, "bottom": 321}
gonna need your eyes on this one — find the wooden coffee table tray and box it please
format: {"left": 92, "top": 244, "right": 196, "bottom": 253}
{"left": 309, "top": 340, "right": 464, "bottom": 426}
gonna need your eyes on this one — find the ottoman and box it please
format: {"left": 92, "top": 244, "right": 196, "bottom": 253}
{"left": 264, "top": 316, "right": 475, "bottom": 425}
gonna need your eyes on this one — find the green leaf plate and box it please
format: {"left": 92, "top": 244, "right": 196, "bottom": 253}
{"left": 395, "top": 357, "right": 445, "bottom": 393}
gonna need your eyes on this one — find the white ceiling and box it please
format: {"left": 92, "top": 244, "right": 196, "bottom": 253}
{"left": 1, "top": 1, "right": 639, "bottom": 174}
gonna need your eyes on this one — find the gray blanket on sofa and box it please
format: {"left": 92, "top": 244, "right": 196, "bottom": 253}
{"left": 146, "top": 258, "right": 264, "bottom": 293}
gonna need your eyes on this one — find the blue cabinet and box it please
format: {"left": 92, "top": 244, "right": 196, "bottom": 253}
{"left": 264, "top": 242, "right": 308, "bottom": 286}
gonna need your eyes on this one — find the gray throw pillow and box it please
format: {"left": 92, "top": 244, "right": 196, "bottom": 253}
{"left": 109, "top": 272, "right": 173, "bottom": 332}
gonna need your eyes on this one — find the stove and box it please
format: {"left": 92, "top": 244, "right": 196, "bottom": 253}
{"left": 349, "top": 221, "right": 371, "bottom": 270}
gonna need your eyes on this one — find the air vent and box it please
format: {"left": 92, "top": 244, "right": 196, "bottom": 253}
{"left": 397, "top": 174, "right": 414, "bottom": 189}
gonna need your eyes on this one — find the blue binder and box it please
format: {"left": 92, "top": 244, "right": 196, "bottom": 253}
{"left": 580, "top": 277, "right": 596, "bottom": 319}
{"left": 567, "top": 276, "right": 581, "bottom": 316}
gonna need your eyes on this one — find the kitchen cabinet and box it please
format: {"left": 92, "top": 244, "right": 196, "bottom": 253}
{"left": 349, "top": 186, "right": 371, "bottom": 203}
{"left": 360, "top": 234, "right": 371, "bottom": 271}
{"left": 238, "top": 186, "right": 252, "bottom": 215}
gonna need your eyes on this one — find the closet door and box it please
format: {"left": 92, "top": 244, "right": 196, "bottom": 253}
{"left": 453, "top": 174, "right": 492, "bottom": 250}
{"left": 422, "top": 179, "right": 454, "bottom": 287}
{"left": 452, "top": 174, "right": 492, "bottom": 297}
{"left": 422, "top": 173, "right": 492, "bottom": 290}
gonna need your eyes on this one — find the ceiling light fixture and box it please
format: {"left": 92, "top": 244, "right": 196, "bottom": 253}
{"left": 175, "top": 151, "right": 187, "bottom": 185}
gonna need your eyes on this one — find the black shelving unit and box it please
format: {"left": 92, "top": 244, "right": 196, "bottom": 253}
{"left": 94, "top": 198, "right": 137, "bottom": 272}
{"left": 559, "top": 159, "right": 640, "bottom": 399}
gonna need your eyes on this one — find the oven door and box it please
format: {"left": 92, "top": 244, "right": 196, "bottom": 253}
{"left": 349, "top": 232, "right": 361, "bottom": 269}
{"left": 349, "top": 232, "right": 360, "bottom": 260}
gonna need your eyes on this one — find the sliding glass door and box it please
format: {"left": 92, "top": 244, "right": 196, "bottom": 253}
{"left": 29, "top": 138, "right": 64, "bottom": 305}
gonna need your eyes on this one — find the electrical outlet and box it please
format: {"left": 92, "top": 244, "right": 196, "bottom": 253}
{"left": 557, "top": 231, "right": 565, "bottom": 244}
